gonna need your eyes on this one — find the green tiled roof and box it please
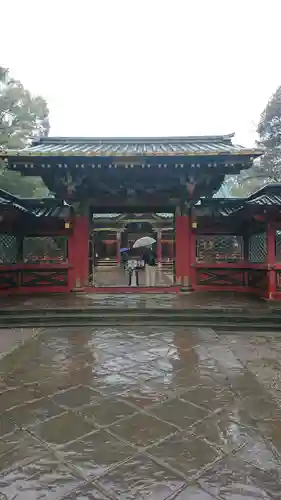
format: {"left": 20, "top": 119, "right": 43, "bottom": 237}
{"left": 0, "top": 134, "right": 262, "bottom": 158}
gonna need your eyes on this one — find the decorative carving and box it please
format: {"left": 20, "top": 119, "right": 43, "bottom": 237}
{"left": 41, "top": 163, "right": 227, "bottom": 207}
{"left": 61, "top": 172, "right": 86, "bottom": 196}
{"left": 22, "top": 269, "right": 68, "bottom": 287}
{"left": 196, "top": 268, "right": 246, "bottom": 286}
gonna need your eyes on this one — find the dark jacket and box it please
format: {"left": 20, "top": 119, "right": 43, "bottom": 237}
{"left": 142, "top": 248, "right": 157, "bottom": 267}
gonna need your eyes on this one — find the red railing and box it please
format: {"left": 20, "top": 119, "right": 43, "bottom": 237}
{"left": 0, "top": 234, "right": 70, "bottom": 294}
{"left": 192, "top": 233, "right": 270, "bottom": 296}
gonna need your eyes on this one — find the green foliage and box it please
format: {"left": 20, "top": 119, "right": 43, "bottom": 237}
{"left": 223, "top": 168, "right": 270, "bottom": 198}
{"left": 0, "top": 170, "right": 49, "bottom": 197}
{"left": 0, "top": 66, "right": 50, "bottom": 197}
{"left": 223, "top": 86, "right": 281, "bottom": 199}
{"left": 257, "top": 85, "right": 281, "bottom": 181}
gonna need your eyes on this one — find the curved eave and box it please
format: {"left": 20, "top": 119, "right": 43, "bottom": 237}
{"left": 0, "top": 149, "right": 263, "bottom": 160}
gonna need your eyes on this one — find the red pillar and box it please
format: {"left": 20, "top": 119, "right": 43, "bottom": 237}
{"left": 175, "top": 214, "right": 191, "bottom": 286}
{"left": 68, "top": 215, "right": 89, "bottom": 290}
{"left": 267, "top": 223, "right": 276, "bottom": 300}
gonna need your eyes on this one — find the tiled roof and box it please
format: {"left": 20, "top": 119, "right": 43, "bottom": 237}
{"left": 248, "top": 194, "right": 281, "bottom": 206}
{"left": 0, "top": 134, "right": 262, "bottom": 158}
{"left": 31, "top": 205, "right": 72, "bottom": 218}
{"left": 213, "top": 177, "right": 234, "bottom": 198}
{"left": 247, "top": 184, "right": 281, "bottom": 206}
{"left": 0, "top": 189, "right": 28, "bottom": 213}
{"left": 0, "top": 189, "right": 71, "bottom": 218}
{"left": 211, "top": 184, "right": 281, "bottom": 216}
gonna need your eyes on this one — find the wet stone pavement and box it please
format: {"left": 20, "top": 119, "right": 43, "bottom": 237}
{"left": 1, "top": 327, "right": 281, "bottom": 499}
{"left": 0, "top": 291, "right": 271, "bottom": 311}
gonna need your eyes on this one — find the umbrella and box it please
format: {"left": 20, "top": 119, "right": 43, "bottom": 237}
{"left": 120, "top": 247, "right": 129, "bottom": 253}
{"left": 133, "top": 236, "right": 156, "bottom": 248}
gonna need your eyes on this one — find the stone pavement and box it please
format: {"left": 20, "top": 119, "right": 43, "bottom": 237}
{"left": 0, "top": 291, "right": 270, "bottom": 311}
{"left": 94, "top": 267, "right": 174, "bottom": 287}
{"left": 1, "top": 326, "right": 281, "bottom": 498}
{"left": 0, "top": 328, "right": 37, "bottom": 361}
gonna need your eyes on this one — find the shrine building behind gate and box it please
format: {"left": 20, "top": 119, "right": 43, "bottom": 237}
{"left": 4, "top": 133, "right": 281, "bottom": 297}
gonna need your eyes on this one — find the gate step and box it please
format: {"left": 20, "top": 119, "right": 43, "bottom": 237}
{"left": 0, "top": 307, "right": 280, "bottom": 330}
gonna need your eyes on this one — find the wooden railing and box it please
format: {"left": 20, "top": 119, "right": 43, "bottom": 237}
{"left": 192, "top": 233, "right": 269, "bottom": 297}
{"left": 0, "top": 263, "right": 70, "bottom": 294}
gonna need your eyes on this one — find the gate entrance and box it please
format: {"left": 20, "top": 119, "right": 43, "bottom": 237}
{"left": 90, "top": 211, "right": 175, "bottom": 287}
{"left": 0, "top": 134, "right": 263, "bottom": 295}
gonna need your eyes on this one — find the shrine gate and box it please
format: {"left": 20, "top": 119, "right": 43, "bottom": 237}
{"left": 3, "top": 134, "right": 280, "bottom": 298}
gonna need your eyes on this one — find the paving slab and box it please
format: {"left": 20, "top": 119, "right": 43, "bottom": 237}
{"left": 0, "top": 327, "right": 38, "bottom": 361}
{"left": 0, "top": 291, "right": 273, "bottom": 311}
{"left": 0, "top": 325, "right": 281, "bottom": 499}
{"left": 93, "top": 266, "right": 174, "bottom": 287}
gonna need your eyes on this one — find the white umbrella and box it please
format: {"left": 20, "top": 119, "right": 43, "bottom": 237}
{"left": 133, "top": 236, "right": 156, "bottom": 248}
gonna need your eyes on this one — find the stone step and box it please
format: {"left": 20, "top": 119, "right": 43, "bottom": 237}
{"left": 1, "top": 307, "right": 281, "bottom": 329}
{"left": 95, "top": 260, "right": 174, "bottom": 269}
{"left": 96, "top": 259, "right": 118, "bottom": 268}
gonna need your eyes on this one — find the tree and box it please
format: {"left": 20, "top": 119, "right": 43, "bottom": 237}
{"left": 221, "top": 88, "right": 281, "bottom": 199}
{"left": 223, "top": 166, "right": 270, "bottom": 198}
{"left": 0, "top": 66, "right": 50, "bottom": 197}
{"left": 257, "top": 85, "right": 281, "bottom": 181}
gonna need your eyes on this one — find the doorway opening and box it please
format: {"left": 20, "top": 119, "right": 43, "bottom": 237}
{"left": 89, "top": 211, "right": 175, "bottom": 287}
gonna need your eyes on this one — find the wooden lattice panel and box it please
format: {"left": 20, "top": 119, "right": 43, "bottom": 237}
{"left": 249, "top": 233, "right": 266, "bottom": 263}
{"left": 0, "top": 234, "right": 18, "bottom": 264}
{"left": 23, "top": 236, "right": 68, "bottom": 264}
{"left": 196, "top": 235, "right": 243, "bottom": 263}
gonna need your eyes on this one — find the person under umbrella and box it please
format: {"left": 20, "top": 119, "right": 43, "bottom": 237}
{"left": 126, "top": 247, "right": 139, "bottom": 286}
{"left": 120, "top": 248, "right": 129, "bottom": 269}
{"left": 132, "top": 236, "right": 157, "bottom": 287}
{"left": 142, "top": 245, "right": 157, "bottom": 287}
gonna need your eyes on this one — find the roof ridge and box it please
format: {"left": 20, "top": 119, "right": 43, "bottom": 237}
{"left": 247, "top": 182, "right": 281, "bottom": 200}
{"left": 33, "top": 133, "right": 235, "bottom": 146}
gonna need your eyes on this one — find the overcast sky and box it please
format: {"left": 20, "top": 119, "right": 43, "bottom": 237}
{"left": 2, "top": 0, "right": 281, "bottom": 146}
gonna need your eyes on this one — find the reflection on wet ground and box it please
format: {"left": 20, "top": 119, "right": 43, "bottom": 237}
{"left": 1, "top": 326, "right": 281, "bottom": 498}
{"left": 0, "top": 291, "right": 271, "bottom": 310}
{"left": 93, "top": 267, "right": 174, "bottom": 287}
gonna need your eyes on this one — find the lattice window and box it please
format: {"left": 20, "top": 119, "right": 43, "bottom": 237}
{"left": 249, "top": 233, "right": 267, "bottom": 263}
{"left": 196, "top": 235, "right": 243, "bottom": 263}
{"left": 0, "top": 235, "right": 18, "bottom": 264}
{"left": 276, "top": 231, "right": 281, "bottom": 263}
{"left": 23, "top": 236, "right": 68, "bottom": 264}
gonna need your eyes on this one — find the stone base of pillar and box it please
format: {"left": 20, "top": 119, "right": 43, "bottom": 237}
{"left": 128, "top": 270, "right": 139, "bottom": 286}
{"left": 72, "top": 277, "right": 86, "bottom": 292}
{"left": 183, "top": 276, "right": 191, "bottom": 286}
